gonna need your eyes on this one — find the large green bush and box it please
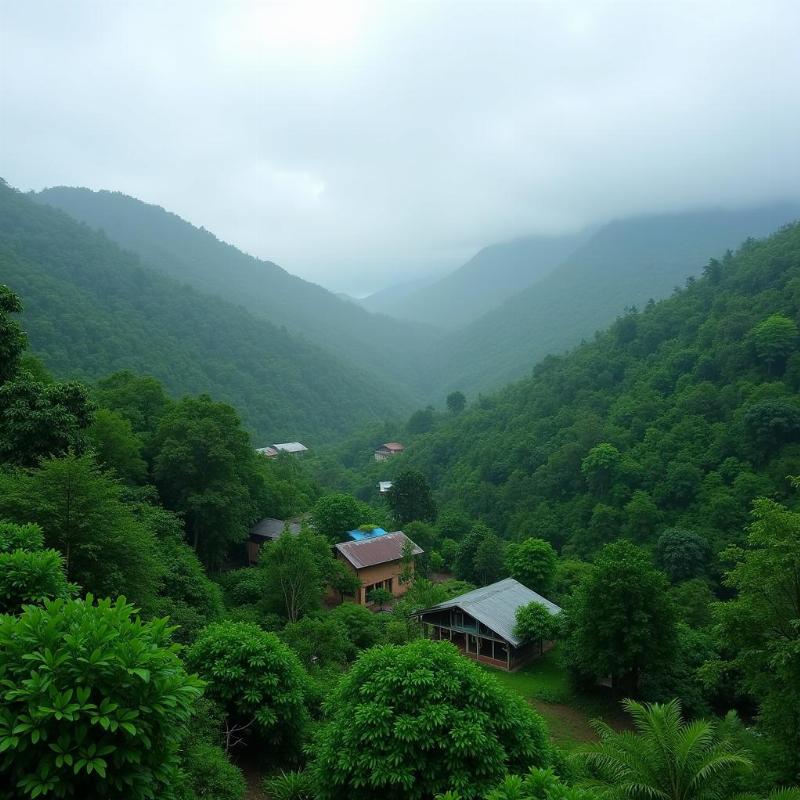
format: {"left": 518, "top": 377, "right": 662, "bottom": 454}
{"left": 310, "top": 639, "right": 552, "bottom": 799}
{"left": 0, "top": 595, "right": 201, "bottom": 799}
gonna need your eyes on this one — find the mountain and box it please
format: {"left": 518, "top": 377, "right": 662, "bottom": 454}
{"left": 33, "top": 187, "right": 437, "bottom": 397}
{"left": 427, "top": 204, "right": 800, "bottom": 398}
{"left": 372, "top": 232, "right": 589, "bottom": 330}
{"left": 0, "top": 179, "right": 411, "bottom": 443}
{"left": 397, "top": 220, "right": 800, "bottom": 556}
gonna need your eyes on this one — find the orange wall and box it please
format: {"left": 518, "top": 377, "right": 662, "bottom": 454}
{"left": 337, "top": 553, "right": 414, "bottom": 605}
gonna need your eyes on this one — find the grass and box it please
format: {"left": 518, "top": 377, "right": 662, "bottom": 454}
{"left": 481, "top": 648, "right": 629, "bottom": 750}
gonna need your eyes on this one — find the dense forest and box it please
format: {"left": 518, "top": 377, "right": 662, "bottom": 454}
{"left": 0, "top": 180, "right": 410, "bottom": 443}
{"left": 34, "top": 186, "right": 437, "bottom": 399}
{"left": 425, "top": 204, "right": 800, "bottom": 396}
{"left": 1, "top": 217, "right": 800, "bottom": 799}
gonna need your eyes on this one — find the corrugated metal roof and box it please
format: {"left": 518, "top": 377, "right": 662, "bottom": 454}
{"left": 417, "top": 578, "right": 561, "bottom": 647}
{"left": 335, "top": 531, "right": 423, "bottom": 569}
{"left": 273, "top": 442, "right": 308, "bottom": 453}
{"left": 377, "top": 442, "right": 404, "bottom": 451}
{"left": 250, "top": 518, "right": 303, "bottom": 540}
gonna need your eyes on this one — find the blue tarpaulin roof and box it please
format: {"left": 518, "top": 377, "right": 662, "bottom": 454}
{"left": 347, "top": 527, "right": 388, "bottom": 541}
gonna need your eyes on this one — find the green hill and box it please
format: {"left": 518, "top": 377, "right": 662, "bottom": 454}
{"left": 427, "top": 205, "right": 800, "bottom": 399}
{"left": 388, "top": 221, "right": 800, "bottom": 557}
{"left": 371, "top": 231, "right": 589, "bottom": 330}
{"left": 34, "top": 186, "right": 437, "bottom": 397}
{"left": 0, "top": 179, "right": 409, "bottom": 444}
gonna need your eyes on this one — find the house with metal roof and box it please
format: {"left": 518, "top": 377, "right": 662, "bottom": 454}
{"left": 413, "top": 578, "right": 561, "bottom": 671}
{"left": 256, "top": 442, "right": 308, "bottom": 458}
{"left": 335, "top": 531, "right": 423, "bottom": 606}
{"left": 247, "top": 517, "right": 303, "bottom": 564}
{"left": 374, "top": 442, "right": 404, "bottom": 461}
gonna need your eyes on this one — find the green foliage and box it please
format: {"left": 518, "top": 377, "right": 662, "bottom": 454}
{"left": 87, "top": 407, "right": 147, "bottom": 484}
{"left": 0, "top": 283, "right": 26, "bottom": 383}
{"left": 581, "top": 699, "right": 752, "bottom": 800}
{"left": 655, "top": 528, "right": 710, "bottom": 582}
{"left": 713, "top": 496, "right": 800, "bottom": 778}
{"left": 0, "top": 453, "right": 162, "bottom": 605}
{"left": 186, "top": 621, "right": 308, "bottom": 748}
{"left": 0, "top": 595, "right": 202, "bottom": 799}
{"left": 367, "top": 587, "right": 394, "bottom": 608}
{"left": 153, "top": 395, "right": 265, "bottom": 569}
{"left": 483, "top": 767, "right": 597, "bottom": 800}
{"left": 310, "top": 639, "right": 553, "bottom": 799}
{"left": 506, "top": 538, "right": 558, "bottom": 593}
{"left": 561, "top": 541, "right": 676, "bottom": 694}
{"left": 311, "top": 493, "right": 369, "bottom": 542}
{"left": 514, "top": 601, "right": 561, "bottom": 644}
{"left": 455, "top": 522, "right": 501, "bottom": 585}
{"left": 174, "top": 740, "right": 245, "bottom": 800}
{"left": 387, "top": 469, "right": 436, "bottom": 525}
{"left": 581, "top": 443, "right": 622, "bottom": 495}
{"left": 447, "top": 391, "right": 467, "bottom": 415}
{"left": 94, "top": 371, "right": 173, "bottom": 442}
{"left": 751, "top": 313, "right": 798, "bottom": 373}
{"left": 328, "top": 602, "right": 383, "bottom": 650}
{"left": 280, "top": 615, "right": 355, "bottom": 668}
{"left": 262, "top": 770, "right": 315, "bottom": 800}
{"left": 0, "top": 544, "right": 71, "bottom": 614}
{"left": 407, "top": 405, "right": 435, "bottom": 434}
{"left": 2, "top": 183, "right": 410, "bottom": 445}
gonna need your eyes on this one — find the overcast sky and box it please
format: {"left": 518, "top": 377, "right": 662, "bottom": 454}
{"left": 2, "top": 1, "right": 799, "bottom": 295}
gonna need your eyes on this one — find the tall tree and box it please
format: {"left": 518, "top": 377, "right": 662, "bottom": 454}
{"left": 386, "top": 469, "right": 436, "bottom": 525}
{"left": 562, "top": 540, "right": 676, "bottom": 694}
{"left": 505, "top": 538, "right": 558, "bottom": 593}
{"left": 714, "top": 495, "right": 800, "bottom": 778}
{"left": 153, "top": 395, "right": 264, "bottom": 568}
{"left": 0, "top": 284, "right": 26, "bottom": 383}
{"left": 446, "top": 391, "right": 466, "bottom": 415}
{"left": 311, "top": 493, "right": 369, "bottom": 543}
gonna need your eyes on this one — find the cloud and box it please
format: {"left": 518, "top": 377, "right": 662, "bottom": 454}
{"left": 1, "top": 0, "right": 798, "bottom": 293}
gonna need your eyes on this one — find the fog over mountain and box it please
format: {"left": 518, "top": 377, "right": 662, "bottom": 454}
{"left": 2, "top": 1, "right": 799, "bottom": 294}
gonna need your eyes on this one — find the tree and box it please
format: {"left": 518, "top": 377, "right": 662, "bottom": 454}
{"left": 0, "top": 521, "right": 72, "bottom": 613}
{"left": 0, "top": 371, "right": 93, "bottom": 466}
{"left": 386, "top": 469, "right": 436, "bottom": 526}
{"left": 94, "top": 371, "right": 173, "bottom": 441}
{"left": 714, "top": 496, "right": 800, "bottom": 778}
{"left": 310, "top": 639, "right": 552, "bottom": 799}
{"left": 260, "top": 530, "right": 326, "bottom": 622}
{"left": 328, "top": 602, "right": 383, "bottom": 650}
{"left": 480, "top": 768, "right": 596, "bottom": 800}
{"left": 87, "top": 407, "right": 147, "bottom": 484}
{"left": 0, "top": 454, "right": 162, "bottom": 606}
{"left": 454, "top": 522, "right": 496, "bottom": 584}
{"left": 623, "top": 490, "right": 661, "bottom": 542}
{"left": 0, "top": 595, "right": 202, "bottom": 800}
{"left": 474, "top": 531, "right": 506, "bottom": 585}
{"left": 367, "top": 586, "right": 394, "bottom": 609}
{"left": 514, "top": 602, "right": 560, "bottom": 647}
{"left": 186, "top": 622, "right": 308, "bottom": 750}
{"left": 506, "top": 538, "right": 557, "bottom": 593}
{"left": 0, "top": 284, "right": 26, "bottom": 384}
{"left": 581, "top": 443, "right": 622, "bottom": 495}
{"left": 562, "top": 541, "right": 676, "bottom": 694}
{"left": 655, "top": 528, "right": 710, "bottom": 582}
{"left": 447, "top": 391, "right": 466, "bottom": 415}
{"left": 437, "top": 510, "right": 472, "bottom": 541}
{"left": 280, "top": 615, "right": 355, "bottom": 668}
{"left": 751, "top": 314, "right": 798, "bottom": 374}
{"left": 153, "top": 395, "right": 265, "bottom": 568}
{"left": 743, "top": 400, "right": 800, "bottom": 458}
{"left": 407, "top": 406, "right": 435, "bottom": 434}
{"left": 581, "top": 699, "right": 751, "bottom": 800}
{"left": 311, "top": 493, "right": 367, "bottom": 543}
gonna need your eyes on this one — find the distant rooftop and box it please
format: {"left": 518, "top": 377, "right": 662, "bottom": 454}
{"left": 250, "top": 517, "right": 303, "bottom": 541}
{"left": 336, "top": 531, "right": 422, "bottom": 569}
{"left": 378, "top": 481, "right": 393, "bottom": 493}
{"left": 273, "top": 442, "right": 308, "bottom": 453}
{"left": 415, "top": 577, "right": 561, "bottom": 647}
{"left": 377, "top": 442, "right": 404, "bottom": 452}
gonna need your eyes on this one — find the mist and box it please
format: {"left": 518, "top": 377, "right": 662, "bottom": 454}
{"left": 1, "top": 0, "right": 798, "bottom": 294}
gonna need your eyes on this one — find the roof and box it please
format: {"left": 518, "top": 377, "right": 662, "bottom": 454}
{"left": 377, "top": 442, "right": 404, "bottom": 452}
{"left": 415, "top": 577, "right": 561, "bottom": 647}
{"left": 336, "top": 531, "right": 422, "bottom": 569}
{"left": 378, "top": 481, "right": 393, "bottom": 493}
{"left": 273, "top": 442, "right": 308, "bottom": 453}
{"left": 250, "top": 517, "right": 303, "bottom": 541}
{"left": 256, "top": 446, "right": 279, "bottom": 457}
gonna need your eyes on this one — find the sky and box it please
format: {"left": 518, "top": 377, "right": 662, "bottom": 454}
{"left": 1, "top": 1, "right": 799, "bottom": 295}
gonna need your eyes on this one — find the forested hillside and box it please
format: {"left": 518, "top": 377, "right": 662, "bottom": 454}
{"left": 34, "top": 186, "right": 437, "bottom": 396}
{"left": 0, "top": 180, "right": 409, "bottom": 443}
{"left": 394, "top": 221, "right": 800, "bottom": 555}
{"left": 427, "top": 205, "right": 800, "bottom": 397}
{"left": 366, "top": 230, "right": 588, "bottom": 330}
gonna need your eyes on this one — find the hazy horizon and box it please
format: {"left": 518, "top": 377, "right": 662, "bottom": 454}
{"left": 2, "top": 0, "right": 799, "bottom": 295}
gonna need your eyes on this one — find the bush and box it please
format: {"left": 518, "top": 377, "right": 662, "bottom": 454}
{"left": 310, "top": 639, "right": 552, "bottom": 799}
{"left": 263, "top": 770, "right": 315, "bottom": 800}
{"left": 0, "top": 595, "right": 201, "bottom": 800}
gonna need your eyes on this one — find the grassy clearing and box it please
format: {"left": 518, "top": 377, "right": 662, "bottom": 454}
{"left": 482, "top": 648, "right": 629, "bottom": 750}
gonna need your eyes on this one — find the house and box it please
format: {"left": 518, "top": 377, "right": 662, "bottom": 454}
{"left": 378, "top": 481, "right": 393, "bottom": 494}
{"left": 247, "top": 517, "right": 303, "bottom": 564}
{"left": 412, "top": 578, "right": 562, "bottom": 671}
{"left": 335, "top": 531, "right": 422, "bottom": 606}
{"left": 374, "top": 442, "right": 404, "bottom": 461}
{"left": 256, "top": 442, "right": 308, "bottom": 458}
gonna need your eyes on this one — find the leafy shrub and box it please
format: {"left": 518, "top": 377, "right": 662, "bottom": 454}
{"left": 263, "top": 770, "right": 315, "bottom": 800}
{"left": 0, "top": 595, "right": 201, "bottom": 799}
